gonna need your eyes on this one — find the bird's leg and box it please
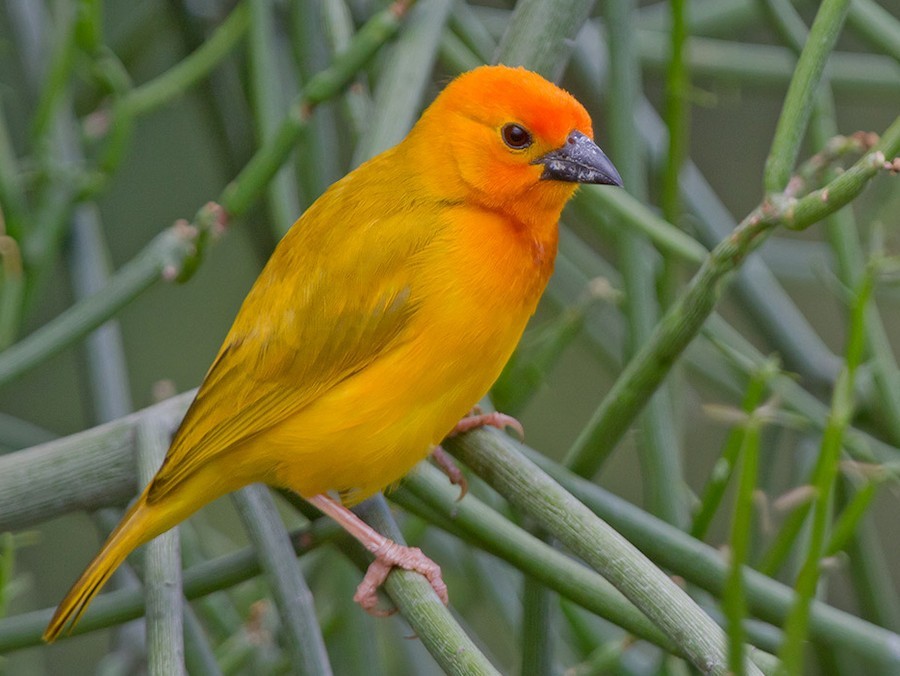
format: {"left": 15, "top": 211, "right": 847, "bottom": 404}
{"left": 430, "top": 445, "right": 468, "bottom": 500}
{"left": 306, "top": 494, "right": 448, "bottom": 615}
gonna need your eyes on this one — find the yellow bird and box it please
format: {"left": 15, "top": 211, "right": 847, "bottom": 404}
{"left": 44, "top": 64, "right": 622, "bottom": 641}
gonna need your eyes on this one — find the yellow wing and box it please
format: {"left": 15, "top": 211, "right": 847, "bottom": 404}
{"left": 148, "top": 163, "right": 443, "bottom": 502}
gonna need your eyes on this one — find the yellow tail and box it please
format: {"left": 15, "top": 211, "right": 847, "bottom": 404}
{"left": 43, "top": 489, "right": 162, "bottom": 642}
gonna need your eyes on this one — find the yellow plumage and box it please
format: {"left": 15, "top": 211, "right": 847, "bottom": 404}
{"left": 44, "top": 64, "right": 621, "bottom": 641}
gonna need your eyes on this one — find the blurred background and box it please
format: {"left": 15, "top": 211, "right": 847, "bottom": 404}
{"left": 0, "top": 0, "right": 899, "bottom": 674}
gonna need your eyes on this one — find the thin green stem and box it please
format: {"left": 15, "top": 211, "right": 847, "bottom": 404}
{"left": 0, "top": 91, "right": 29, "bottom": 244}
{"left": 825, "top": 480, "right": 879, "bottom": 557}
{"left": 724, "top": 411, "right": 763, "bottom": 675}
{"left": 573, "top": 188, "right": 706, "bottom": 263}
{"left": 351, "top": 0, "right": 453, "bottom": 166}
{"left": 843, "top": 512, "right": 900, "bottom": 633}
{"left": 319, "top": 0, "right": 374, "bottom": 144}
{"left": 662, "top": 0, "right": 689, "bottom": 226}
{"left": 0, "top": 235, "right": 24, "bottom": 350}
{"left": 0, "top": 208, "right": 223, "bottom": 389}
{"left": 764, "top": 0, "right": 852, "bottom": 192}
{"left": 777, "top": 271, "right": 871, "bottom": 675}
{"left": 182, "top": 606, "right": 224, "bottom": 676}
{"left": 220, "top": 1, "right": 410, "bottom": 217}
{"left": 847, "top": 0, "right": 900, "bottom": 64}
{"left": 635, "top": 31, "right": 900, "bottom": 96}
{"left": 29, "top": 0, "right": 78, "bottom": 142}
{"left": 247, "top": 0, "right": 301, "bottom": 237}
{"left": 638, "top": 0, "right": 757, "bottom": 36}
{"left": 520, "top": 569, "right": 554, "bottom": 676}
{"left": 691, "top": 358, "right": 778, "bottom": 540}
{"left": 121, "top": 2, "right": 251, "bottom": 118}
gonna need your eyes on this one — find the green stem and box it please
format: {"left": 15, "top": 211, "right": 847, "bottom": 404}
{"left": 136, "top": 413, "right": 185, "bottom": 675}
{"left": 777, "top": 271, "right": 871, "bottom": 674}
{"left": 29, "top": 0, "right": 78, "bottom": 142}
{"left": 603, "top": 0, "right": 686, "bottom": 526}
{"left": 662, "top": 0, "right": 689, "bottom": 225}
{"left": 691, "top": 358, "right": 778, "bottom": 539}
{"left": 121, "top": 2, "right": 251, "bottom": 118}
{"left": 0, "top": 235, "right": 24, "bottom": 350}
{"left": 231, "top": 486, "right": 333, "bottom": 676}
{"left": 724, "top": 410, "right": 763, "bottom": 675}
{"left": 563, "top": 120, "right": 900, "bottom": 477}
{"left": 351, "top": 0, "right": 453, "bottom": 165}
{"left": 635, "top": 31, "right": 900, "bottom": 96}
{"left": 247, "top": 0, "right": 301, "bottom": 237}
{"left": 446, "top": 431, "right": 758, "bottom": 675}
{"left": 573, "top": 173, "right": 709, "bottom": 265}
{"left": 0, "top": 85, "right": 29, "bottom": 244}
{"left": 0, "top": 518, "right": 342, "bottom": 652}
{"left": 350, "top": 496, "right": 502, "bottom": 676}
{"left": 520, "top": 568, "right": 554, "bottom": 676}
{"left": 493, "top": 0, "right": 596, "bottom": 80}
{"left": 220, "top": 1, "right": 409, "bottom": 217}
{"left": 0, "top": 212, "right": 221, "bottom": 389}
{"left": 847, "top": 0, "right": 900, "bottom": 64}
{"left": 524, "top": 445, "right": 900, "bottom": 665}
{"left": 395, "top": 464, "right": 680, "bottom": 654}
{"left": 764, "top": 0, "right": 852, "bottom": 191}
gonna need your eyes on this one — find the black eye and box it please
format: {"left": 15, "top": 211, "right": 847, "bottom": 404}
{"left": 501, "top": 123, "right": 532, "bottom": 150}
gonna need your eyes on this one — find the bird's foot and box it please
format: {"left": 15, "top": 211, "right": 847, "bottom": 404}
{"left": 306, "top": 494, "right": 449, "bottom": 616}
{"left": 448, "top": 407, "right": 524, "bottom": 440}
{"left": 354, "top": 541, "right": 448, "bottom": 616}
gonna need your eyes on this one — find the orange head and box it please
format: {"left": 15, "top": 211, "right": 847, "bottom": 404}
{"left": 406, "top": 65, "right": 622, "bottom": 223}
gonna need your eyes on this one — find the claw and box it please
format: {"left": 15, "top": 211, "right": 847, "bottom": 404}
{"left": 353, "top": 541, "right": 448, "bottom": 616}
{"left": 449, "top": 411, "right": 525, "bottom": 441}
{"left": 431, "top": 446, "right": 468, "bottom": 500}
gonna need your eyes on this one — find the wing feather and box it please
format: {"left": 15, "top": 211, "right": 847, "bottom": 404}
{"left": 148, "top": 167, "right": 439, "bottom": 502}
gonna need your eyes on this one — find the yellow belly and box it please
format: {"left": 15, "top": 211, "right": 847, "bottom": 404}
{"left": 263, "top": 207, "right": 550, "bottom": 502}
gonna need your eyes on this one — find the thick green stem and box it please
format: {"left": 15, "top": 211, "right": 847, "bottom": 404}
{"left": 231, "top": 486, "right": 333, "bottom": 676}
{"left": 493, "top": 0, "right": 596, "bottom": 80}
{"left": 350, "top": 496, "right": 502, "bottom": 676}
{"left": 136, "top": 412, "right": 185, "bottom": 676}
{"left": 603, "top": 0, "right": 686, "bottom": 526}
{"left": 447, "top": 431, "right": 759, "bottom": 675}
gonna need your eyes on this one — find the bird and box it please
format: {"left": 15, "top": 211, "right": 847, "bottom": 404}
{"left": 43, "top": 64, "right": 622, "bottom": 641}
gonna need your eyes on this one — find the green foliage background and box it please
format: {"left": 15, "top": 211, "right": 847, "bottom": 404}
{"left": 0, "top": 0, "right": 898, "bottom": 674}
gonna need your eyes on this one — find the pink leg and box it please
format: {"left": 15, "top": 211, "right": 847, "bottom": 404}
{"left": 307, "top": 494, "right": 448, "bottom": 615}
{"left": 448, "top": 409, "right": 524, "bottom": 440}
{"left": 431, "top": 445, "right": 468, "bottom": 500}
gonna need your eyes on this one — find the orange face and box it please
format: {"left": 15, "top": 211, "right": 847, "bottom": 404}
{"left": 408, "top": 65, "right": 620, "bottom": 216}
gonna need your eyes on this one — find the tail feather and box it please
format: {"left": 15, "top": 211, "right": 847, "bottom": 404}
{"left": 43, "top": 494, "right": 156, "bottom": 642}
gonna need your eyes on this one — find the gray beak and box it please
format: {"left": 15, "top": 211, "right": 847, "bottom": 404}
{"left": 535, "top": 130, "right": 623, "bottom": 187}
